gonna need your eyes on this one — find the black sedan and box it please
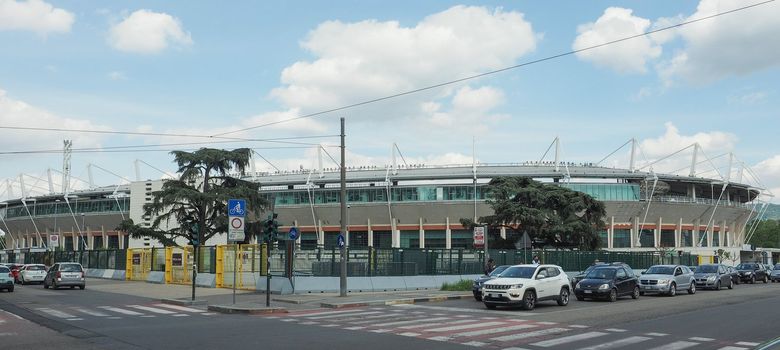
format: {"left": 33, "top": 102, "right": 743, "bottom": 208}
{"left": 736, "top": 262, "right": 769, "bottom": 284}
{"left": 574, "top": 266, "right": 639, "bottom": 302}
{"left": 472, "top": 265, "right": 510, "bottom": 301}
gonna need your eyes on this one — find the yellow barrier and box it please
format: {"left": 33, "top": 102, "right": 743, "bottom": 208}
{"left": 215, "top": 244, "right": 266, "bottom": 290}
{"left": 698, "top": 255, "right": 714, "bottom": 265}
{"left": 165, "top": 246, "right": 193, "bottom": 285}
{"left": 126, "top": 248, "right": 152, "bottom": 281}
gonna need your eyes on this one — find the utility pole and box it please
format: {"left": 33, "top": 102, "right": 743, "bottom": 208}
{"left": 339, "top": 117, "right": 347, "bottom": 297}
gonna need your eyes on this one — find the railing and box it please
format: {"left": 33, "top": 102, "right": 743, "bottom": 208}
{"left": 653, "top": 195, "right": 752, "bottom": 209}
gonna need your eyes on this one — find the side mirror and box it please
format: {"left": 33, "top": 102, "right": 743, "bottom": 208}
{"left": 640, "top": 271, "right": 645, "bottom": 275}
{"left": 536, "top": 274, "right": 546, "bottom": 280}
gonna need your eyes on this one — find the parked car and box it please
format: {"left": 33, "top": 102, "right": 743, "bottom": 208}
{"left": 770, "top": 264, "right": 780, "bottom": 283}
{"left": 570, "top": 262, "right": 636, "bottom": 289}
{"left": 693, "top": 264, "right": 733, "bottom": 290}
{"left": 639, "top": 265, "right": 696, "bottom": 296}
{"left": 726, "top": 265, "right": 741, "bottom": 285}
{"left": 8, "top": 263, "right": 24, "bottom": 284}
{"left": 0, "top": 265, "right": 14, "bottom": 292}
{"left": 688, "top": 266, "right": 698, "bottom": 273}
{"left": 19, "top": 264, "right": 47, "bottom": 285}
{"left": 482, "top": 264, "right": 570, "bottom": 310}
{"left": 43, "top": 262, "right": 85, "bottom": 290}
{"left": 472, "top": 265, "right": 511, "bottom": 301}
{"left": 574, "top": 265, "right": 639, "bottom": 302}
{"left": 735, "top": 262, "right": 768, "bottom": 284}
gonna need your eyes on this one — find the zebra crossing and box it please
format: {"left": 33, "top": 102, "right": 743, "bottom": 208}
{"left": 264, "top": 306, "right": 764, "bottom": 350}
{"left": 34, "top": 303, "right": 216, "bottom": 321}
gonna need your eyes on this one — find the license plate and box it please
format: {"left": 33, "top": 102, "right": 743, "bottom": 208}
{"left": 64, "top": 273, "right": 81, "bottom": 278}
{"left": 584, "top": 290, "right": 593, "bottom": 294}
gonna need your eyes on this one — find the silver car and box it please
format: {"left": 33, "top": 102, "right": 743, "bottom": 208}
{"left": 44, "top": 262, "right": 85, "bottom": 290}
{"left": 640, "top": 265, "right": 696, "bottom": 296}
{"left": 771, "top": 264, "right": 780, "bottom": 283}
{"left": 693, "top": 264, "right": 733, "bottom": 290}
{"left": 19, "top": 264, "right": 47, "bottom": 284}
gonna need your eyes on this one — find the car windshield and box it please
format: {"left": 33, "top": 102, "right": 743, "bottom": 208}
{"left": 774, "top": 265, "right": 780, "bottom": 270}
{"left": 645, "top": 266, "right": 674, "bottom": 275}
{"left": 60, "top": 264, "right": 83, "bottom": 272}
{"left": 696, "top": 265, "right": 718, "bottom": 273}
{"left": 26, "top": 265, "right": 45, "bottom": 271}
{"left": 500, "top": 266, "right": 536, "bottom": 279}
{"left": 0, "top": 267, "right": 8, "bottom": 273}
{"left": 737, "top": 264, "right": 756, "bottom": 270}
{"left": 489, "top": 265, "right": 510, "bottom": 277}
{"left": 585, "top": 268, "right": 616, "bottom": 279}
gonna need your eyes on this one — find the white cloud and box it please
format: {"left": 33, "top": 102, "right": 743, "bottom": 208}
{"left": 728, "top": 90, "right": 769, "bottom": 105}
{"left": 0, "top": 88, "right": 110, "bottom": 152}
{"left": 270, "top": 5, "right": 538, "bottom": 122}
{"left": 423, "top": 85, "right": 508, "bottom": 133}
{"left": 659, "top": 0, "right": 780, "bottom": 83}
{"left": 753, "top": 155, "right": 780, "bottom": 199}
{"left": 0, "top": 0, "right": 74, "bottom": 35}
{"left": 108, "top": 9, "right": 192, "bottom": 54}
{"left": 641, "top": 122, "right": 736, "bottom": 158}
{"left": 107, "top": 71, "right": 127, "bottom": 80}
{"left": 573, "top": 7, "right": 663, "bottom": 74}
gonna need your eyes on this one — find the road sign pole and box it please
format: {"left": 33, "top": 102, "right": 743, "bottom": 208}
{"left": 232, "top": 244, "right": 238, "bottom": 305}
{"left": 266, "top": 237, "right": 271, "bottom": 307}
{"left": 339, "top": 118, "right": 347, "bottom": 297}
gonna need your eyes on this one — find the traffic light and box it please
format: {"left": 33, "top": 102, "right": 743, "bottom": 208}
{"left": 262, "top": 213, "right": 280, "bottom": 243}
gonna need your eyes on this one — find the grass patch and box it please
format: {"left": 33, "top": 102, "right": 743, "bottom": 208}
{"left": 441, "top": 279, "right": 473, "bottom": 291}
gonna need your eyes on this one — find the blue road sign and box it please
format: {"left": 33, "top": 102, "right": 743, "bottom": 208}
{"left": 289, "top": 227, "right": 299, "bottom": 240}
{"left": 228, "top": 199, "right": 246, "bottom": 217}
{"left": 337, "top": 234, "right": 345, "bottom": 248}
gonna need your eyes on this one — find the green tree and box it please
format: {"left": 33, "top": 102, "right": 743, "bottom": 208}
{"left": 461, "top": 177, "right": 606, "bottom": 250}
{"left": 118, "top": 148, "right": 267, "bottom": 247}
{"left": 748, "top": 219, "right": 780, "bottom": 249}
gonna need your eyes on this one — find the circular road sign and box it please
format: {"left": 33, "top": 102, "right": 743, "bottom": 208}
{"left": 230, "top": 217, "right": 244, "bottom": 229}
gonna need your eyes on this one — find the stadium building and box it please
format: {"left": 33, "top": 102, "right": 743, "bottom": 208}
{"left": 0, "top": 140, "right": 768, "bottom": 262}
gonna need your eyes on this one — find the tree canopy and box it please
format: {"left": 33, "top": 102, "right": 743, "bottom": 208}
{"left": 461, "top": 177, "right": 606, "bottom": 250}
{"left": 118, "top": 148, "right": 268, "bottom": 247}
{"left": 747, "top": 219, "right": 780, "bottom": 249}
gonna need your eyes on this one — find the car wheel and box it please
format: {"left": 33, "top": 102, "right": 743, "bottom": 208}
{"left": 79, "top": 285, "right": 85, "bottom": 290}
{"left": 668, "top": 283, "right": 677, "bottom": 297}
{"left": 688, "top": 283, "right": 696, "bottom": 295}
{"left": 576, "top": 295, "right": 585, "bottom": 301}
{"left": 728, "top": 279, "right": 734, "bottom": 289}
{"left": 474, "top": 295, "right": 482, "bottom": 301}
{"left": 521, "top": 290, "right": 536, "bottom": 311}
{"left": 751, "top": 276, "right": 756, "bottom": 284}
{"left": 608, "top": 289, "right": 617, "bottom": 302}
{"left": 557, "top": 287, "right": 569, "bottom": 306}
{"left": 735, "top": 278, "right": 740, "bottom": 285}
{"left": 43, "top": 281, "right": 49, "bottom": 289}
{"left": 485, "top": 304, "right": 496, "bottom": 310}
{"left": 715, "top": 281, "right": 721, "bottom": 291}
{"left": 632, "top": 286, "right": 640, "bottom": 299}
{"left": 763, "top": 275, "right": 768, "bottom": 283}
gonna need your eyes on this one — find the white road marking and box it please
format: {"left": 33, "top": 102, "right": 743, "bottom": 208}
{"left": 344, "top": 326, "right": 366, "bottom": 330}
{"left": 0, "top": 332, "right": 19, "bottom": 337}
{"left": 128, "top": 305, "right": 176, "bottom": 314}
{"left": 577, "top": 336, "right": 651, "bottom": 350}
{"left": 154, "top": 304, "right": 206, "bottom": 313}
{"left": 171, "top": 314, "right": 189, "bottom": 317}
{"left": 397, "top": 319, "right": 473, "bottom": 330}
{"left": 306, "top": 311, "right": 383, "bottom": 320}
{"left": 99, "top": 306, "right": 146, "bottom": 316}
{"left": 570, "top": 325, "right": 589, "bottom": 329}
{"left": 689, "top": 337, "right": 715, "bottom": 342}
{"left": 530, "top": 331, "right": 608, "bottom": 347}
{"left": 429, "top": 336, "right": 450, "bottom": 341}
{"left": 537, "top": 321, "right": 558, "bottom": 325}
{"left": 107, "top": 317, "right": 122, "bottom": 320}
{"left": 735, "top": 342, "right": 760, "bottom": 346}
{"left": 646, "top": 341, "right": 700, "bottom": 350}
{"left": 421, "top": 321, "right": 506, "bottom": 333}
{"left": 371, "top": 316, "right": 451, "bottom": 328}
{"left": 280, "top": 319, "right": 295, "bottom": 322}
{"left": 450, "top": 324, "right": 537, "bottom": 338}
{"left": 604, "top": 328, "right": 627, "bottom": 332}
{"left": 501, "top": 348, "right": 531, "bottom": 350}
{"left": 491, "top": 328, "right": 570, "bottom": 342}
{"left": 370, "top": 329, "right": 390, "bottom": 333}
{"left": 291, "top": 309, "right": 369, "bottom": 317}
{"left": 400, "top": 332, "right": 420, "bottom": 337}
{"left": 462, "top": 341, "right": 487, "bottom": 347}
{"left": 392, "top": 304, "right": 536, "bottom": 316}
{"left": 717, "top": 347, "right": 748, "bottom": 350}
{"left": 140, "top": 315, "right": 156, "bottom": 318}
{"left": 300, "top": 321, "right": 318, "bottom": 325}
{"left": 646, "top": 333, "right": 669, "bottom": 337}
{"left": 341, "top": 313, "right": 401, "bottom": 324}
{"left": 321, "top": 324, "right": 339, "bottom": 328}
{"left": 36, "top": 308, "right": 77, "bottom": 319}
{"left": 72, "top": 308, "right": 109, "bottom": 317}
{"left": 66, "top": 318, "right": 84, "bottom": 321}
{"left": 202, "top": 313, "right": 217, "bottom": 316}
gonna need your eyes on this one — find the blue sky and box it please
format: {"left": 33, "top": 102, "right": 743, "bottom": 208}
{"left": 0, "top": 0, "right": 778, "bottom": 201}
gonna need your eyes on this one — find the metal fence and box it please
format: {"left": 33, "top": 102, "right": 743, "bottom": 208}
{"left": 2, "top": 246, "right": 699, "bottom": 278}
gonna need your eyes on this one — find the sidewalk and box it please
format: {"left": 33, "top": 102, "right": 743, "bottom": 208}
{"left": 86, "top": 278, "right": 472, "bottom": 313}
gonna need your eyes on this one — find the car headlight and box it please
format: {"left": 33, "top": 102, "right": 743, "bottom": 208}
{"left": 575, "top": 282, "right": 581, "bottom": 289}
{"left": 707, "top": 276, "right": 716, "bottom": 281}
{"left": 657, "top": 279, "right": 670, "bottom": 284}
{"left": 511, "top": 284, "right": 524, "bottom": 289}
{"left": 745, "top": 271, "right": 753, "bottom": 275}
{"left": 598, "top": 283, "right": 610, "bottom": 290}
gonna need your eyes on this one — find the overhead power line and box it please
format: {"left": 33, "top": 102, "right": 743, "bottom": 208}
{"left": 212, "top": 0, "right": 775, "bottom": 137}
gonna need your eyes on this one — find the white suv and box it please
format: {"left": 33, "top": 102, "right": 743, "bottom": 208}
{"left": 482, "top": 264, "right": 570, "bottom": 310}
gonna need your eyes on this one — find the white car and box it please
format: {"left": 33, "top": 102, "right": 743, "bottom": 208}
{"left": 482, "top": 264, "right": 571, "bottom": 310}
{"left": 19, "top": 264, "right": 47, "bottom": 284}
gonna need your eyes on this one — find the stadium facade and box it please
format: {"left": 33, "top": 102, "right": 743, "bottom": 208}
{"left": 0, "top": 157, "right": 762, "bottom": 262}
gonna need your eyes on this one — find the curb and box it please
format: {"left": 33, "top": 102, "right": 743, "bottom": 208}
{"left": 207, "top": 305, "right": 288, "bottom": 315}
{"left": 160, "top": 298, "right": 208, "bottom": 306}
{"left": 320, "top": 294, "right": 471, "bottom": 309}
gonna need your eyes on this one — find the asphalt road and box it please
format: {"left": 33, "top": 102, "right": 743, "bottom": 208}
{"left": 1, "top": 278, "right": 779, "bottom": 349}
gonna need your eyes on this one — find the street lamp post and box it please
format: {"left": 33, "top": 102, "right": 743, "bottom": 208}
{"left": 81, "top": 213, "right": 86, "bottom": 250}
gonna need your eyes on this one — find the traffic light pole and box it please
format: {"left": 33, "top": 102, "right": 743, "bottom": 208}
{"left": 339, "top": 117, "right": 347, "bottom": 297}
{"left": 266, "top": 236, "right": 271, "bottom": 307}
